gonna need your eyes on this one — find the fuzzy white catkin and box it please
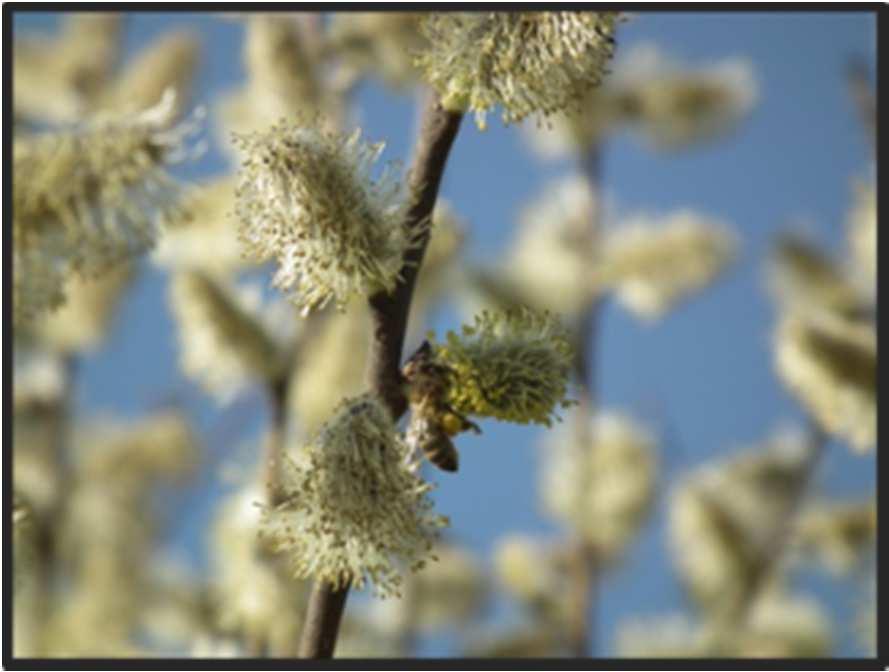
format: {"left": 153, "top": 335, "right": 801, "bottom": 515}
{"left": 846, "top": 180, "right": 876, "bottom": 297}
{"left": 169, "top": 271, "right": 293, "bottom": 402}
{"left": 774, "top": 311, "right": 875, "bottom": 452}
{"left": 503, "top": 176, "right": 599, "bottom": 316}
{"left": 13, "top": 14, "right": 123, "bottom": 123}
{"left": 594, "top": 210, "right": 737, "bottom": 321}
{"left": 13, "top": 91, "right": 196, "bottom": 323}
{"left": 417, "top": 12, "right": 620, "bottom": 129}
{"left": 290, "top": 299, "right": 372, "bottom": 436}
{"left": 211, "top": 481, "right": 305, "bottom": 654}
{"left": 668, "top": 431, "right": 813, "bottom": 613}
{"left": 368, "top": 541, "right": 487, "bottom": 633}
{"left": 525, "top": 43, "right": 758, "bottom": 157}
{"left": 260, "top": 395, "right": 447, "bottom": 598}
{"left": 217, "top": 15, "right": 338, "bottom": 154}
{"left": 233, "top": 121, "right": 413, "bottom": 315}
{"left": 492, "top": 534, "right": 561, "bottom": 604}
{"left": 102, "top": 31, "right": 199, "bottom": 116}
{"left": 540, "top": 410, "right": 656, "bottom": 561}
{"left": 608, "top": 43, "right": 758, "bottom": 151}
{"left": 432, "top": 309, "right": 574, "bottom": 426}
{"left": 33, "top": 263, "right": 133, "bottom": 354}
{"left": 796, "top": 498, "right": 876, "bottom": 575}
{"left": 152, "top": 177, "right": 248, "bottom": 275}
{"left": 327, "top": 12, "right": 427, "bottom": 89}
{"left": 768, "top": 233, "right": 865, "bottom": 320}
{"left": 615, "top": 592, "right": 830, "bottom": 657}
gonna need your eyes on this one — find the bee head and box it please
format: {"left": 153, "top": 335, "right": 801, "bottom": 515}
{"left": 402, "top": 340, "right": 434, "bottom": 379}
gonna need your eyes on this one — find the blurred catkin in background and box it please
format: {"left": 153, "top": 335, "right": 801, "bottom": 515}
{"left": 11, "top": 11, "right": 875, "bottom": 659}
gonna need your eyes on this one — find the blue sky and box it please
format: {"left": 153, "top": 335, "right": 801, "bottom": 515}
{"left": 14, "top": 11, "right": 876, "bottom": 657}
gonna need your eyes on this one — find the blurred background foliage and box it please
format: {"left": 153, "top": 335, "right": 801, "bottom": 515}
{"left": 11, "top": 11, "right": 875, "bottom": 658}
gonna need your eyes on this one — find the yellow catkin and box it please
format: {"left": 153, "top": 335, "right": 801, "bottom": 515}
{"left": 432, "top": 309, "right": 574, "bottom": 426}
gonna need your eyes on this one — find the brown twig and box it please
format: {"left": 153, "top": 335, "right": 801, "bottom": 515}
{"left": 298, "top": 581, "right": 351, "bottom": 658}
{"left": 565, "top": 144, "right": 604, "bottom": 658}
{"left": 394, "top": 572, "right": 421, "bottom": 655}
{"left": 265, "top": 308, "right": 328, "bottom": 508}
{"left": 297, "top": 90, "right": 463, "bottom": 659}
{"left": 295, "top": 12, "right": 325, "bottom": 60}
{"left": 846, "top": 58, "right": 875, "bottom": 151}
{"left": 366, "top": 93, "right": 464, "bottom": 418}
{"left": 263, "top": 374, "right": 290, "bottom": 509}
{"left": 565, "top": 538, "right": 596, "bottom": 657}
{"left": 574, "top": 145, "right": 603, "bottom": 408}
{"left": 28, "top": 354, "right": 78, "bottom": 655}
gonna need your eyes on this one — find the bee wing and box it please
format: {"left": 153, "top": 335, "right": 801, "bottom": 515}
{"left": 406, "top": 411, "right": 459, "bottom": 473}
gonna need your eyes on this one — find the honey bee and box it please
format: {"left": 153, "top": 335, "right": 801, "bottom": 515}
{"left": 402, "top": 341, "right": 481, "bottom": 472}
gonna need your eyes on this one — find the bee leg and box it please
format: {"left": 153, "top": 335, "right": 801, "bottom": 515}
{"left": 444, "top": 403, "right": 482, "bottom": 435}
{"left": 465, "top": 418, "right": 482, "bottom": 435}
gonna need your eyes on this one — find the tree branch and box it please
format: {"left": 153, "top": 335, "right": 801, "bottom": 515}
{"left": 297, "top": 90, "right": 463, "bottom": 659}
{"left": 367, "top": 92, "right": 464, "bottom": 417}
{"left": 28, "top": 354, "right": 78, "bottom": 655}
{"left": 298, "top": 582, "right": 351, "bottom": 658}
{"left": 263, "top": 374, "right": 289, "bottom": 508}
{"left": 566, "top": 144, "right": 603, "bottom": 658}
{"left": 846, "top": 58, "right": 875, "bottom": 150}
{"left": 264, "top": 313, "right": 325, "bottom": 509}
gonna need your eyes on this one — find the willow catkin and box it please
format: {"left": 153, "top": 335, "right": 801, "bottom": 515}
{"left": 594, "top": 210, "right": 736, "bottom": 321}
{"left": 233, "top": 120, "right": 414, "bottom": 315}
{"left": 417, "top": 12, "right": 620, "bottom": 129}
{"left": 540, "top": 410, "right": 656, "bottom": 562}
{"left": 152, "top": 177, "right": 248, "bottom": 275}
{"left": 431, "top": 309, "right": 574, "bottom": 426}
{"left": 846, "top": 180, "right": 876, "bottom": 295}
{"left": 13, "top": 91, "right": 196, "bottom": 323}
{"left": 610, "top": 44, "right": 759, "bottom": 150}
{"left": 769, "top": 233, "right": 865, "bottom": 320}
{"left": 503, "top": 176, "right": 599, "bottom": 315}
{"left": 102, "top": 31, "right": 200, "bottom": 116}
{"left": 327, "top": 12, "right": 427, "bottom": 88}
{"left": 13, "top": 13, "right": 123, "bottom": 122}
{"left": 774, "top": 311, "right": 875, "bottom": 452}
{"left": 259, "top": 395, "right": 447, "bottom": 598}
{"left": 169, "top": 271, "right": 290, "bottom": 402}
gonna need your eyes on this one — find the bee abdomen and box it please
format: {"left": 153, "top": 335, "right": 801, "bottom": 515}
{"left": 406, "top": 414, "right": 459, "bottom": 473}
{"left": 424, "top": 433, "right": 459, "bottom": 472}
